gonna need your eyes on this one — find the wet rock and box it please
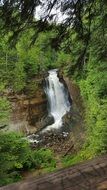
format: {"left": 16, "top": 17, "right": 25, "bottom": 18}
{"left": 40, "top": 115, "right": 54, "bottom": 129}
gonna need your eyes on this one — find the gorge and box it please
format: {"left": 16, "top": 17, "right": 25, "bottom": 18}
{"left": 1, "top": 70, "right": 83, "bottom": 155}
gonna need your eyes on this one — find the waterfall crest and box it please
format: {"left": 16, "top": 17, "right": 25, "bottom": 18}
{"left": 43, "top": 69, "right": 71, "bottom": 131}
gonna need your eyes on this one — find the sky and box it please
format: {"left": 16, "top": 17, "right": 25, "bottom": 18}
{"left": 0, "top": 0, "right": 68, "bottom": 24}
{"left": 35, "top": 4, "right": 68, "bottom": 23}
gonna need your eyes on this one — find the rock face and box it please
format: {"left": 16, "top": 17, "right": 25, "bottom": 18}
{"left": 6, "top": 77, "right": 49, "bottom": 135}
{"left": 57, "top": 70, "right": 85, "bottom": 152}
{"left": 63, "top": 76, "right": 85, "bottom": 151}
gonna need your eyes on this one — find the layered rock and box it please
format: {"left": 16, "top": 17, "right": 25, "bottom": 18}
{"left": 6, "top": 77, "right": 49, "bottom": 135}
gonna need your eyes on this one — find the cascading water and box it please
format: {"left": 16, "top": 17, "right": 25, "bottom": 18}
{"left": 27, "top": 69, "right": 71, "bottom": 143}
{"left": 43, "top": 69, "right": 71, "bottom": 131}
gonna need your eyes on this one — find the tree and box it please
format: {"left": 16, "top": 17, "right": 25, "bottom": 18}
{"left": 0, "top": 133, "right": 32, "bottom": 186}
{"left": 0, "top": 1, "right": 92, "bottom": 40}
{"left": 1, "top": 0, "right": 105, "bottom": 71}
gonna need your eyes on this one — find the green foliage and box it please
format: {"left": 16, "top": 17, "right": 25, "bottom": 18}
{"left": 61, "top": 0, "right": 107, "bottom": 165}
{"left": 13, "top": 61, "right": 26, "bottom": 92}
{"left": 33, "top": 149, "right": 56, "bottom": 172}
{"left": 63, "top": 43, "right": 107, "bottom": 166}
{"left": 0, "top": 133, "right": 56, "bottom": 186}
{"left": 0, "top": 81, "right": 11, "bottom": 127}
{"left": 79, "top": 62, "right": 107, "bottom": 156}
{"left": 62, "top": 154, "right": 84, "bottom": 168}
{"left": 0, "top": 97, "right": 11, "bottom": 125}
{"left": 56, "top": 51, "right": 72, "bottom": 68}
{"left": 0, "top": 133, "right": 31, "bottom": 186}
{"left": 0, "top": 28, "right": 57, "bottom": 93}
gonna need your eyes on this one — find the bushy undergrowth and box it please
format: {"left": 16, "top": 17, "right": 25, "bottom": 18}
{"left": 0, "top": 133, "right": 56, "bottom": 186}
{"left": 62, "top": 40, "right": 107, "bottom": 167}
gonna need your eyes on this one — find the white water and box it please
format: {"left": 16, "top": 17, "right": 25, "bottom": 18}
{"left": 43, "top": 69, "right": 71, "bottom": 131}
{"left": 27, "top": 69, "right": 71, "bottom": 143}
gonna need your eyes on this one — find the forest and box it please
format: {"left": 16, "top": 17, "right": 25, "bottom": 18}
{"left": 0, "top": 0, "right": 107, "bottom": 187}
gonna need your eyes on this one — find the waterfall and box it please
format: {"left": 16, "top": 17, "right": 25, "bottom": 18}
{"left": 43, "top": 69, "right": 71, "bottom": 131}
{"left": 27, "top": 69, "right": 71, "bottom": 143}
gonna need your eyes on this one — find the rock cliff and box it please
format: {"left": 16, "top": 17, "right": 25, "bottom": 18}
{"left": 6, "top": 77, "right": 49, "bottom": 135}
